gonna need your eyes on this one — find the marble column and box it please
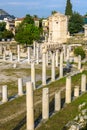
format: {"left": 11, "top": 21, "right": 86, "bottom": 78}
{"left": 33, "top": 41, "right": 36, "bottom": 57}
{"left": 74, "top": 86, "right": 79, "bottom": 97}
{"left": 78, "top": 55, "right": 81, "bottom": 70}
{"left": 26, "top": 82, "right": 34, "bottom": 130}
{"left": 63, "top": 45, "right": 66, "bottom": 61}
{"left": 46, "top": 51, "right": 49, "bottom": 66}
{"left": 55, "top": 50, "right": 59, "bottom": 67}
{"left": 51, "top": 52, "right": 55, "bottom": 82}
{"left": 31, "top": 61, "right": 36, "bottom": 90}
{"left": 81, "top": 74, "right": 86, "bottom": 92}
{"left": 42, "top": 53, "right": 46, "bottom": 86}
{"left": 36, "top": 44, "right": 39, "bottom": 64}
{"left": 65, "top": 76, "right": 71, "bottom": 103}
{"left": 0, "top": 44, "right": 3, "bottom": 55}
{"left": 27, "top": 47, "right": 31, "bottom": 64}
{"left": 9, "top": 52, "right": 13, "bottom": 62}
{"left": 18, "top": 78, "right": 23, "bottom": 96}
{"left": 42, "top": 88, "right": 49, "bottom": 120}
{"left": 59, "top": 52, "right": 63, "bottom": 78}
{"left": 66, "top": 47, "right": 70, "bottom": 61}
{"left": 55, "top": 91, "right": 61, "bottom": 111}
{"left": 2, "top": 85, "right": 8, "bottom": 103}
{"left": 3, "top": 52, "right": 6, "bottom": 61}
{"left": 17, "top": 45, "right": 20, "bottom": 62}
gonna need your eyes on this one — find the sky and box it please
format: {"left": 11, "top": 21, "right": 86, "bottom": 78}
{"left": 0, "top": 0, "right": 87, "bottom": 18}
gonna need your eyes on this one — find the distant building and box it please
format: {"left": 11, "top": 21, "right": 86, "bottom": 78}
{"left": 42, "top": 19, "right": 49, "bottom": 35}
{"left": 15, "top": 18, "right": 24, "bottom": 27}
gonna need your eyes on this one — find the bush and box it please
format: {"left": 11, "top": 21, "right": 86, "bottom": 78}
{"left": 74, "top": 47, "right": 86, "bottom": 60}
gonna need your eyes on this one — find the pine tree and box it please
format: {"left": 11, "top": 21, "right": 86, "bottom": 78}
{"left": 65, "top": 0, "right": 73, "bottom": 16}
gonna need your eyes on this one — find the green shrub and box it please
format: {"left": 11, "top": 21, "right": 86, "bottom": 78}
{"left": 74, "top": 47, "right": 86, "bottom": 60}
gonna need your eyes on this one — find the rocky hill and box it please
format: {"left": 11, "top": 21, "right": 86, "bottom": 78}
{"left": 0, "top": 9, "right": 15, "bottom": 20}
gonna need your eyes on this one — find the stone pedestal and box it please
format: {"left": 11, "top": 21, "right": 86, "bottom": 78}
{"left": 17, "top": 45, "right": 20, "bottom": 62}
{"left": 42, "top": 88, "right": 49, "bottom": 120}
{"left": 81, "top": 74, "right": 86, "bottom": 92}
{"left": 26, "top": 82, "right": 34, "bottom": 130}
{"left": 78, "top": 55, "right": 81, "bottom": 70}
{"left": 59, "top": 52, "right": 63, "bottom": 78}
{"left": 2, "top": 85, "right": 8, "bottom": 103}
{"left": 65, "top": 76, "right": 71, "bottom": 103}
{"left": 42, "top": 53, "right": 46, "bottom": 86}
{"left": 18, "top": 78, "right": 23, "bottom": 96}
{"left": 31, "top": 61, "right": 36, "bottom": 90}
{"left": 51, "top": 52, "right": 55, "bottom": 82}
{"left": 74, "top": 86, "right": 79, "bottom": 97}
{"left": 55, "top": 91, "right": 61, "bottom": 111}
{"left": 27, "top": 47, "right": 30, "bottom": 64}
{"left": 55, "top": 50, "right": 59, "bottom": 67}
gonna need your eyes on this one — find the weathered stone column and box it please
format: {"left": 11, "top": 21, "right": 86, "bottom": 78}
{"left": 26, "top": 82, "right": 34, "bottom": 130}
{"left": 59, "top": 52, "right": 63, "bottom": 78}
{"left": 42, "top": 88, "right": 49, "bottom": 120}
{"left": 36, "top": 44, "right": 39, "bottom": 64}
{"left": 55, "top": 50, "right": 59, "bottom": 67}
{"left": 81, "top": 74, "right": 86, "bottom": 92}
{"left": 2, "top": 85, "right": 8, "bottom": 103}
{"left": 51, "top": 52, "right": 55, "bottom": 82}
{"left": 27, "top": 47, "right": 30, "bottom": 64}
{"left": 0, "top": 44, "right": 3, "bottom": 55}
{"left": 31, "top": 61, "right": 36, "bottom": 90}
{"left": 9, "top": 52, "right": 13, "bottom": 62}
{"left": 55, "top": 91, "right": 61, "bottom": 111}
{"left": 66, "top": 47, "right": 70, "bottom": 61}
{"left": 46, "top": 51, "right": 49, "bottom": 66}
{"left": 3, "top": 52, "right": 6, "bottom": 61}
{"left": 18, "top": 78, "right": 23, "bottom": 96}
{"left": 42, "top": 53, "right": 46, "bottom": 85}
{"left": 78, "top": 55, "right": 81, "bottom": 70}
{"left": 17, "top": 44, "right": 20, "bottom": 62}
{"left": 65, "top": 76, "right": 71, "bottom": 103}
{"left": 74, "top": 86, "right": 79, "bottom": 97}
{"left": 63, "top": 45, "right": 66, "bottom": 61}
{"left": 33, "top": 41, "right": 36, "bottom": 57}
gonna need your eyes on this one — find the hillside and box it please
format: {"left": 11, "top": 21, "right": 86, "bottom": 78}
{"left": 0, "top": 9, "right": 15, "bottom": 20}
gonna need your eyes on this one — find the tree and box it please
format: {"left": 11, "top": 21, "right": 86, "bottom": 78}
{"left": 2, "top": 30, "right": 14, "bottom": 39}
{"left": 65, "top": 0, "right": 73, "bottom": 16}
{"left": 68, "top": 12, "right": 84, "bottom": 34}
{"left": 15, "top": 24, "right": 40, "bottom": 45}
{"left": 51, "top": 10, "right": 57, "bottom": 15}
{"left": 22, "top": 14, "right": 34, "bottom": 25}
{"left": 0, "top": 22, "right": 6, "bottom": 31}
{"left": 74, "top": 47, "right": 85, "bottom": 60}
{"left": 15, "top": 14, "right": 41, "bottom": 45}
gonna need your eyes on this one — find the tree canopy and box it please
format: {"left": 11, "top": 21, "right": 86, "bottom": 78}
{"left": 51, "top": 10, "right": 57, "bottom": 15}
{"left": 74, "top": 47, "right": 85, "bottom": 60}
{"left": 68, "top": 12, "right": 84, "bottom": 34}
{"left": 0, "top": 22, "right": 6, "bottom": 32}
{"left": 15, "top": 14, "right": 41, "bottom": 45}
{"left": 65, "top": 0, "right": 73, "bottom": 16}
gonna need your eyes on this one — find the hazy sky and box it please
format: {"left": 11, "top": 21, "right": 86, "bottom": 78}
{"left": 0, "top": 0, "right": 87, "bottom": 18}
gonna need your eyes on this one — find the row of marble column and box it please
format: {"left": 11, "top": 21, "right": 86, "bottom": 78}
{"left": 26, "top": 74, "right": 87, "bottom": 130}
{"left": 1, "top": 78, "right": 24, "bottom": 103}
